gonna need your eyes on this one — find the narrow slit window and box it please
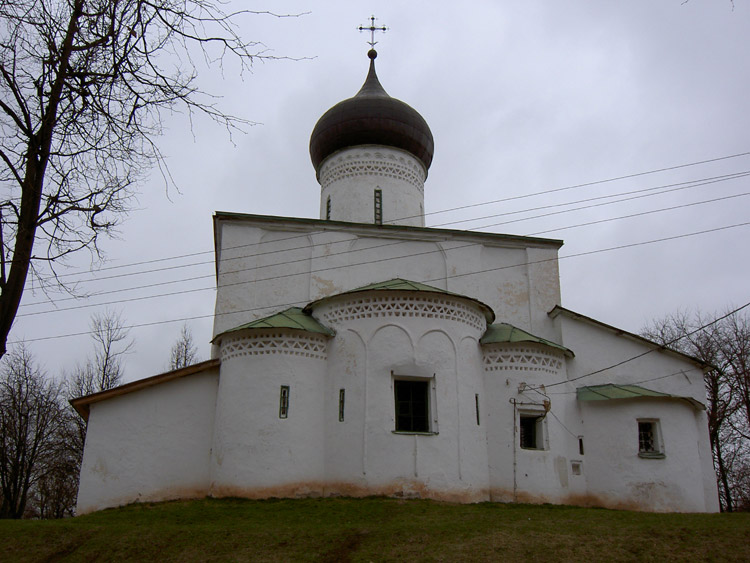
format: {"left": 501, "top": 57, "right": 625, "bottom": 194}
{"left": 326, "top": 196, "right": 331, "bottom": 220}
{"left": 338, "top": 389, "right": 345, "bottom": 422}
{"left": 374, "top": 188, "right": 382, "bottom": 225}
{"left": 578, "top": 436, "right": 585, "bottom": 456}
{"left": 279, "top": 385, "right": 290, "bottom": 419}
{"left": 475, "top": 394, "right": 480, "bottom": 425}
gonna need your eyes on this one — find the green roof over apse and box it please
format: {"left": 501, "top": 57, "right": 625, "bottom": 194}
{"left": 577, "top": 384, "right": 704, "bottom": 410}
{"left": 304, "top": 278, "right": 495, "bottom": 323}
{"left": 214, "top": 307, "right": 335, "bottom": 342}
{"left": 480, "top": 323, "right": 574, "bottom": 357}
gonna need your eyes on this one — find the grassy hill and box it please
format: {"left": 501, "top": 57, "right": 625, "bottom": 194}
{"left": 1, "top": 497, "right": 749, "bottom": 561}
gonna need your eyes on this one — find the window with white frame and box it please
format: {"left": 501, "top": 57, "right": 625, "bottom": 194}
{"left": 637, "top": 419, "right": 664, "bottom": 458}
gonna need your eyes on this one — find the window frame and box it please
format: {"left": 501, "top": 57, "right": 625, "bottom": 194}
{"left": 518, "top": 408, "right": 548, "bottom": 450}
{"left": 637, "top": 418, "right": 665, "bottom": 459}
{"left": 374, "top": 188, "right": 383, "bottom": 225}
{"left": 392, "top": 375, "right": 437, "bottom": 435}
{"left": 279, "top": 385, "right": 290, "bottom": 419}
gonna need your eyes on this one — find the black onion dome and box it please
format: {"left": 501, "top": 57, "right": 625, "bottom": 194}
{"left": 310, "top": 50, "right": 434, "bottom": 175}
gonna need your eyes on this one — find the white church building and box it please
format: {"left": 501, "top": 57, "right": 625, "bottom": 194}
{"left": 72, "top": 49, "right": 719, "bottom": 514}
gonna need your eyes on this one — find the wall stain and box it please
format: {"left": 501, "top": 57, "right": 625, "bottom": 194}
{"left": 79, "top": 480, "right": 683, "bottom": 515}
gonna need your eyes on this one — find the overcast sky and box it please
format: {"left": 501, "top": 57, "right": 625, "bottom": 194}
{"left": 9, "top": 0, "right": 750, "bottom": 383}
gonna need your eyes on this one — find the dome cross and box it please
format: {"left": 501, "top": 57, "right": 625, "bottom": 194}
{"left": 358, "top": 15, "right": 387, "bottom": 50}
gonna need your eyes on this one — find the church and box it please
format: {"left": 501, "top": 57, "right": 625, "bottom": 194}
{"left": 71, "top": 46, "right": 719, "bottom": 514}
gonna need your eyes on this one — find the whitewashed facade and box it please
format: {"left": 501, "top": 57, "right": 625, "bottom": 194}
{"left": 73, "top": 51, "right": 719, "bottom": 514}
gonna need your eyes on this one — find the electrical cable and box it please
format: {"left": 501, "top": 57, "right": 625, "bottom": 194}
{"left": 10, "top": 222, "right": 750, "bottom": 343}
{"left": 19, "top": 168, "right": 750, "bottom": 308}
{"left": 17, "top": 214, "right": 750, "bottom": 319}
{"left": 25, "top": 151, "right": 750, "bottom": 285}
{"left": 530, "top": 301, "right": 750, "bottom": 391}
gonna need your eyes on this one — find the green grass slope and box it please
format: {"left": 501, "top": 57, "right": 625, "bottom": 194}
{"left": 1, "top": 497, "right": 748, "bottom": 562}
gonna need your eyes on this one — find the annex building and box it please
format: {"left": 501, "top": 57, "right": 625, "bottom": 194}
{"left": 72, "top": 48, "right": 719, "bottom": 514}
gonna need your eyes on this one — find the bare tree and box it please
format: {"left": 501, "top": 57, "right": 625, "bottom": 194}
{"left": 643, "top": 308, "right": 750, "bottom": 512}
{"left": 0, "top": 344, "right": 65, "bottom": 519}
{"left": 71, "top": 310, "right": 132, "bottom": 396}
{"left": 169, "top": 323, "right": 199, "bottom": 370}
{"left": 66, "top": 310, "right": 131, "bottom": 474}
{"left": 0, "top": 1, "right": 296, "bottom": 359}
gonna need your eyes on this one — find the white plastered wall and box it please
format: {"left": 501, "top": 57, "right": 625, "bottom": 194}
{"left": 76, "top": 369, "right": 219, "bottom": 514}
{"left": 317, "top": 146, "right": 426, "bottom": 227}
{"left": 482, "top": 343, "right": 580, "bottom": 504}
{"left": 210, "top": 330, "right": 328, "bottom": 497}
{"left": 552, "top": 312, "right": 719, "bottom": 512}
{"left": 211, "top": 217, "right": 564, "bottom": 352}
{"left": 314, "top": 292, "right": 490, "bottom": 501}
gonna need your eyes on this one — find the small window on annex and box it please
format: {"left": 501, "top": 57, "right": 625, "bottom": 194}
{"left": 394, "top": 379, "right": 430, "bottom": 433}
{"left": 638, "top": 419, "right": 664, "bottom": 458}
{"left": 519, "top": 413, "right": 546, "bottom": 450}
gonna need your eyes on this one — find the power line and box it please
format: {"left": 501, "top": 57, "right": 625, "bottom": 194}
{"left": 412, "top": 150, "right": 750, "bottom": 221}
{"left": 532, "top": 301, "right": 750, "bottom": 391}
{"left": 20, "top": 167, "right": 750, "bottom": 306}
{"left": 11, "top": 221, "right": 750, "bottom": 343}
{"left": 431, "top": 170, "right": 750, "bottom": 230}
{"left": 17, "top": 191, "right": 750, "bottom": 319}
{"left": 28, "top": 150, "right": 750, "bottom": 286}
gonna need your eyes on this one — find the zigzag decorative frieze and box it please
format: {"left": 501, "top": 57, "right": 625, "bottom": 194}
{"left": 320, "top": 152, "right": 425, "bottom": 192}
{"left": 482, "top": 346, "right": 564, "bottom": 375}
{"left": 221, "top": 333, "right": 328, "bottom": 362}
{"left": 321, "top": 295, "right": 485, "bottom": 332}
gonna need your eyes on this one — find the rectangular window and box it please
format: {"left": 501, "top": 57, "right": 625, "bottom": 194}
{"left": 475, "top": 394, "right": 480, "bottom": 425}
{"left": 326, "top": 196, "right": 331, "bottom": 220}
{"left": 279, "top": 385, "right": 290, "bottom": 419}
{"left": 638, "top": 420, "right": 664, "bottom": 458}
{"left": 519, "top": 413, "right": 545, "bottom": 450}
{"left": 338, "top": 388, "right": 345, "bottom": 422}
{"left": 374, "top": 188, "right": 382, "bottom": 225}
{"left": 578, "top": 436, "right": 585, "bottom": 456}
{"left": 394, "top": 380, "right": 429, "bottom": 432}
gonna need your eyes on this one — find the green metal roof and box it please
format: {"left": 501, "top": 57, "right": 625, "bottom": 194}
{"left": 304, "top": 278, "right": 495, "bottom": 323}
{"left": 577, "top": 384, "right": 704, "bottom": 410}
{"left": 480, "top": 322, "right": 573, "bottom": 356}
{"left": 215, "top": 307, "right": 334, "bottom": 341}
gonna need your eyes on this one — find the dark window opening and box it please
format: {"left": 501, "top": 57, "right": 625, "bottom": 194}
{"left": 475, "top": 394, "right": 480, "bottom": 425}
{"left": 520, "top": 414, "right": 543, "bottom": 449}
{"left": 326, "top": 196, "right": 331, "bottom": 220}
{"left": 374, "top": 189, "right": 383, "bottom": 225}
{"left": 638, "top": 421, "right": 657, "bottom": 453}
{"left": 394, "top": 380, "right": 429, "bottom": 432}
{"left": 338, "top": 389, "right": 345, "bottom": 422}
{"left": 578, "top": 437, "right": 585, "bottom": 456}
{"left": 279, "top": 385, "right": 290, "bottom": 419}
